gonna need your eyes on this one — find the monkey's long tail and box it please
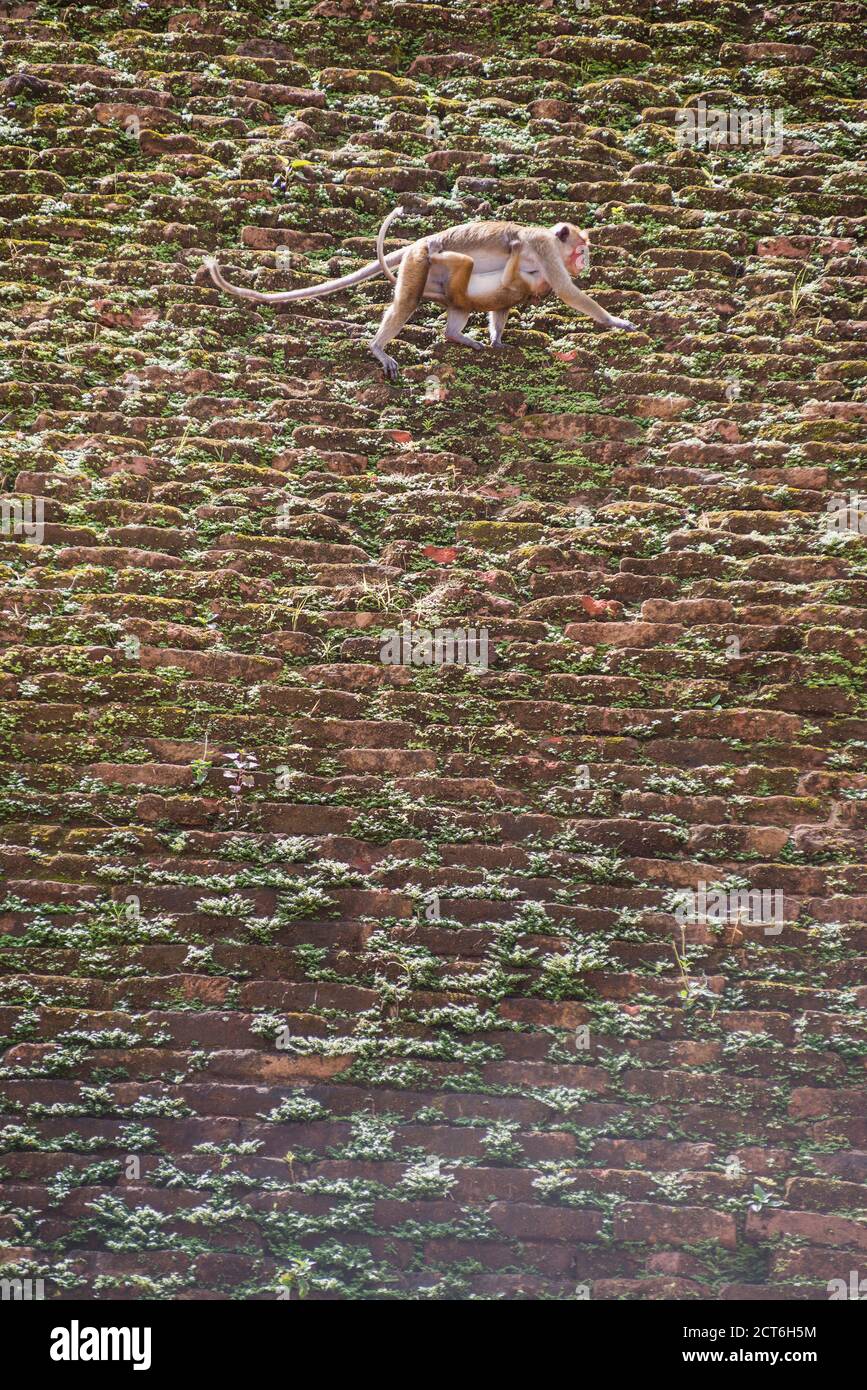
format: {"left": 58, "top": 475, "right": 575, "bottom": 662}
{"left": 203, "top": 237, "right": 406, "bottom": 304}
{"left": 376, "top": 205, "right": 404, "bottom": 285}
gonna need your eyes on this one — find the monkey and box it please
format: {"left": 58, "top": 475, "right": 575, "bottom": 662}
{"left": 203, "top": 207, "right": 636, "bottom": 379}
{"left": 373, "top": 208, "right": 597, "bottom": 351}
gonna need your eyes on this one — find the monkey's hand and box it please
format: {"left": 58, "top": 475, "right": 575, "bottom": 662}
{"left": 607, "top": 316, "right": 638, "bottom": 331}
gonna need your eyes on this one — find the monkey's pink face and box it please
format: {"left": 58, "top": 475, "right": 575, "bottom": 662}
{"left": 568, "top": 232, "right": 590, "bottom": 274}
{"left": 552, "top": 222, "right": 591, "bottom": 275}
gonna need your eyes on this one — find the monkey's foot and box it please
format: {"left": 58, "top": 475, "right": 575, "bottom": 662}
{"left": 446, "top": 333, "right": 485, "bottom": 350}
{"left": 608, "top": 316, "right": 637, "bottom": 331}
{"left": 370, "top": 345, "right": 400, "bottom": 379}
{"left": 489, "top": 337, "right": 506, "bottom": 349}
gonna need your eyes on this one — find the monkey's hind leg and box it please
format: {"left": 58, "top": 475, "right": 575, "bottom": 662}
{"left": 369, "top": 242, "right": 431, "bottom": 379}
{"left": 428, "top": 248, "right": 475, "bottom": 312}
{"left": 444, "top": 307, "right": 484, "bottom": 349}
{"left": 489, "top": 309, "right": 509, "bottom": 348}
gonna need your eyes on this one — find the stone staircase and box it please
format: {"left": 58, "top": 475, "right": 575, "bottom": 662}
{"left": 0, "top": 0, "right": 864, "bottom": 1300}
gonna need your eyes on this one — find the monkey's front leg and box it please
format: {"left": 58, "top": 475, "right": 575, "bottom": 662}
{"left": 565, "top": 287, "right": 636, "bottom": 331}
{"left": 444, "top": 307, "right": 485, "bottom": 349}
{"left": 489, "top": 309, "right": 509, "bottom": 347}
{"left": 541, "top": 253, "right": 637, "bottom": 331}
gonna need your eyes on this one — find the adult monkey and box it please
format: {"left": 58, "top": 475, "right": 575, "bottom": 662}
{"left": 373, "top": 205, "right": 584, "bottom": 354}
{"left": 203, "top": 207, "right": 637, "bottom": 378}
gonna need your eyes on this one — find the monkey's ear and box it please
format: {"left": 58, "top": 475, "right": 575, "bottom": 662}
{"left": 553, "top": 223, "right": 570, "bottom": 242}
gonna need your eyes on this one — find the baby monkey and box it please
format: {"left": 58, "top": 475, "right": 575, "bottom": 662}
{"left": 423, "top": 236, "right": 539, "bottom": 345}
{"left": 425, "top": 235, "right": 547, "bottom": 349}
